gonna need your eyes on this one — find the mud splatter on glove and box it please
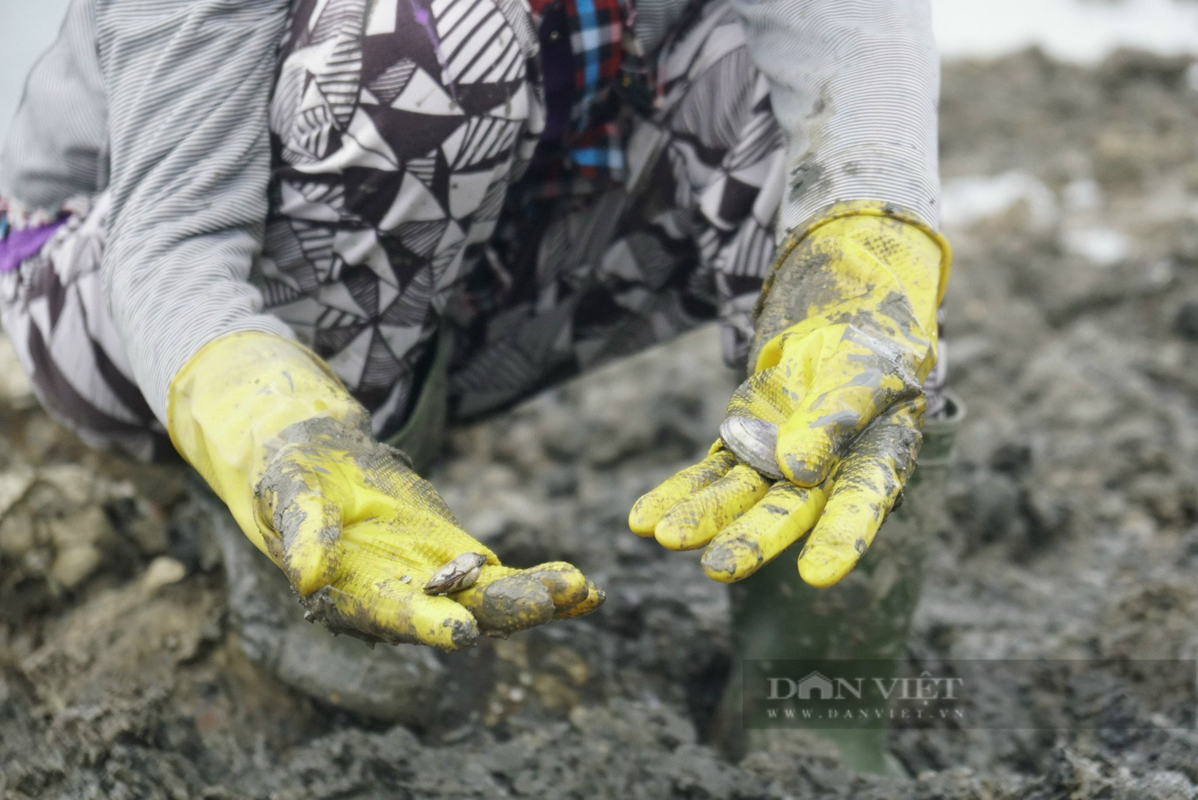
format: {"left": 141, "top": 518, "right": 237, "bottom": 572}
{"left": 630, "top": 201, "right": 951, "bottom": 588}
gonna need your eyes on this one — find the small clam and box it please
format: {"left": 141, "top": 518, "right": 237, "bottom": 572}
{"left": 423, "top": 552, "right": 487, "bottom": 596}
{"left": 719, "top": 416, "right": 783, "bottom": 480}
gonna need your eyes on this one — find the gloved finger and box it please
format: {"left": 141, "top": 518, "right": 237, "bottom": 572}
{"left": 321, "top": 546, "right": 480, "bottom": 649}
{"left": 452, "top": 566, "right": 557, "bottom": 637}
{"left": 653, "top": 463, "right": 770, "bottom": 551}
{"left": 776, "top": 327, "right": 922, "bottom": 486}
{"left": 555, "top": 579, "right": 606, "bottom": 619}
{"left": 519, "top": 561, "right": 593, "bottom": 612}
{"left": 628, "top": 449, "right": 738, "bottom": 536}
{"left": 699, "top": 480, "right": 829, "bottom": 583}
{"left": 796, "top": 401, "right": 923, "bottom": 588}
{"left": 255, "top": 460, "right": 342, "bottom": 597}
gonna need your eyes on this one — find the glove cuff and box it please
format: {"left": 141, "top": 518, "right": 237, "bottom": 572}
{"left": 166, "top": 331, "right": 368, "bottom": 546}
{"left": 755, "top": 200, "right": 953, "bottom": 324}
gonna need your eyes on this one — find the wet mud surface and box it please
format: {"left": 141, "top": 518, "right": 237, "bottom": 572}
{"left": 4, "top": 50, "right": 1198, "bottom": 798}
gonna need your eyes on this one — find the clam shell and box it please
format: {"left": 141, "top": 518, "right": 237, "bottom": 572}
{"left": 423, "top": 552, "right": 487, "bottom": 595}
{"left": 719, "top": 416, "right": 784, "bottom": 480}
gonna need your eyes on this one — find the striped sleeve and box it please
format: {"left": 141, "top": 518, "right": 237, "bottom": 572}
{"left": 725, "top": 0, "right": 941, "bottom": 233}
{"left": 94, "top": 0, "right": 295, "bottom": 422}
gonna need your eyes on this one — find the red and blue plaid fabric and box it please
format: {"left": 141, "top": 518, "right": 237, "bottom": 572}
{"left": 562, "top": 0, "right": 626, "bottom": 176}
{"left": 529, "top": 0, "right": 650, "bottom": 188}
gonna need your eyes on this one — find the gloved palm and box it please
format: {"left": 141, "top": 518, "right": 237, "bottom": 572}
{"left": 170, "top": 333, "right": 602, "bottom": 650}
{"left": 629, "top": 203, "right": 950, "bottom": 588}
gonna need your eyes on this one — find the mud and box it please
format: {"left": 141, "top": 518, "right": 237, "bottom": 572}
{"left": 4, "top": 49, "right": 1198, "bottom": 798}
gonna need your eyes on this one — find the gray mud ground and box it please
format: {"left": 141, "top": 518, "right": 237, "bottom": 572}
{"left": 4, "top": 50, "right": 1198, "bottom": 799}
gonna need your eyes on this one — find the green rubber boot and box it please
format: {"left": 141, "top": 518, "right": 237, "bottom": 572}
{"left": 714, "top": 393, "right": 962, "bottom": 775}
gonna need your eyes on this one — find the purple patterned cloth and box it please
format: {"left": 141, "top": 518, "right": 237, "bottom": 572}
{"left": 0, "top": 219, "right": 64, "bottom": 273}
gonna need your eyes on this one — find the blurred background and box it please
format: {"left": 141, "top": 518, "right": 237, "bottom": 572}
{"left": 6, "top": 0, "right": 1198, "bottom": 132}
{"left": 1, "top": 1, "right": 1198, "bottom": 798}
{"left": 5, "top": 0, "right": 1198, "bottom": 131}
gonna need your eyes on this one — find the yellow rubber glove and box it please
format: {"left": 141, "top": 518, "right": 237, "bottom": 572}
{"left": 168, "top": 332, "right": 602, "bottom": 650}
{"left": 629, "top": 201, "right": 950, "bottom": 588}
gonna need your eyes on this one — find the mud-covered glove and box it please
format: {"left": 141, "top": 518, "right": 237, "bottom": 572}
{"left": 168, "top": 333, "right": 602, "bottom": 650}
{"left": 629, "top": 201, "right": 950, "bottom": 588}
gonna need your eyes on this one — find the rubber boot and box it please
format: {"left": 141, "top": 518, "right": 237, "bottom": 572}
{"left": 714, "top": 392, "right": 963, "bottom": 775}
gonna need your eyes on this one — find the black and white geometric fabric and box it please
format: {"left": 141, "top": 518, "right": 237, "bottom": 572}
{"left": 261, "top": 0, "right": 549, "bottom": 433}
{"left": 261, "top": 0, "right": 784, "bottom": 430}
{"left": 447, "top": 1, "right": 785, "bottom": 419}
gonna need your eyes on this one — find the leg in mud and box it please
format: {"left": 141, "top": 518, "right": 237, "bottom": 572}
{"left": 439, "top": 0, "right": 959, "bottom": 771}
{"left": 437, "top": 0, "right": 912, "bottom": 770}
{"left": 712, "top": 398, "right": 962, "bottom": 775}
